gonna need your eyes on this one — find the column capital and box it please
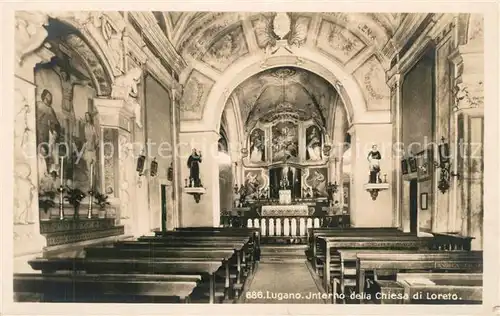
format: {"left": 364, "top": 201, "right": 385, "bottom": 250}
{"left": 94, "top": 98, "right": 135, "bottom": 132}
{"left": 386, "top": 73, "right": 403, "bottom": 89}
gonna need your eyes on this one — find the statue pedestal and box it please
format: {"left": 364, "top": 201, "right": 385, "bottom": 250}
{"left": 363, "top": 183, "right": 390, "bottom": 201}
{"left": 183, "top": 187, "right": 206, "bottom": 203}
{"left": 279, "top": 190, "right": 292, "bottom": 204}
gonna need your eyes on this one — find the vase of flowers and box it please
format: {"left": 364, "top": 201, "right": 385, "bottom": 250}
{"left": 93, "top": 191, "right": 110, "bottom": 218}
{"left": 38, "top": 190, "right": 57, "bottom": 221}
{"left": 64, "top": 187, "right": 86, "bottom": 220}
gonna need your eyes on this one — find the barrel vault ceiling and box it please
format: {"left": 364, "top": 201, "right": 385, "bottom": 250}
{"left": 154, "top": 12, "right": 421, "bottom": 124}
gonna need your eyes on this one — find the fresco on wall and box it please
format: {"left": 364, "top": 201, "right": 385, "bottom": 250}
{"left": 249, "top": 128, "right": 266, "bottom": 163}
{"left": 305, "top": 125, "right": 323, "bottom": 161}
{"left": 271, "top": 121, "right": 298, "bottom": 162}
{"left": 304, "top": 167, "right": 328, "bottom": 197}
{"left": 243, "top": 169, "right": 265, "bottom": 199}
{"left": 35, "top": 66, "right": 100, "bottom": 194}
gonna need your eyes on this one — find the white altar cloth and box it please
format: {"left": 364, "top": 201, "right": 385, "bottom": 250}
{"left": 261, "top": 204, "right": 309, "bottom": 217}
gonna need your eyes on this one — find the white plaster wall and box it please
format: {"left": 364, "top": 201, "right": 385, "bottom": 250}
{"left": 349, "top": 123, "right": 393, "bottom": 227}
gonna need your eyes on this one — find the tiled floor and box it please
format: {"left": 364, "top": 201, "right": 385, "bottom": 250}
{"left": 242, "top": 262, "right": 326, "bottom": 304}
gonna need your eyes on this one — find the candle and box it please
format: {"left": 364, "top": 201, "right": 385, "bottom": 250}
{"left": 89, "top": 162, "right": 94, "bottom": 190}
{"left": 60, "top": 157, "right": 64, "bottom": 185}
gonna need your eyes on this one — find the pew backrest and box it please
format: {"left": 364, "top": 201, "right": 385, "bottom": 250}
{"left": 28, "top": 257, "right": 225, "bottom": 275}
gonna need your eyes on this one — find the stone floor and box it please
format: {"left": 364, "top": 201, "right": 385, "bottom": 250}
{"left": 242, "top": 261, "right": 327, "bottom": 304}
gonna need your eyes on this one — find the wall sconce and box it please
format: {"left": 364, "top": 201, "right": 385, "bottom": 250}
{"left": 167, "top": 162, "right": 173, "bottom": 181}
{"left": 150, "top": 157, "right": 158, "bottom": 177}
{"left": 435, "top": 137, "right": 460, "bottom": 194}
{"left": 136, "top": 151, "right": 146, "bottom": 176}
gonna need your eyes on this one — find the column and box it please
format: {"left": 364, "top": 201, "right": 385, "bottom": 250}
{"left": 387, "top": 73, "right": 403, "bottom": 229}
{"left": 13, "top": 12, "right": 52, "bottom": 271}
{"left": 94, "top": 98, "right": 139, "bottom": 236}
{"left": 349, "top": 123, "right": 393, "bottom": 227}
{"left": 449, "top": 38, "right": 484, "bottom": 250}
{"left": 433, "top": 35, "right": 454, "bottom": 233}
{"left": 179, "top": 131, "right": 220, "bottom": 227}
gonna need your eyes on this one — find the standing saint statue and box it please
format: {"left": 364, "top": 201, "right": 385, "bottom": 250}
{"left": 187, "top": 149, "right": 202, "bottom": 187}
{"left": 367, "top": 144, "right": 382, "bottom": 183}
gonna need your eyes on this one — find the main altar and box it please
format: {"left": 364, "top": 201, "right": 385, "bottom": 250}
{"left": 261, "top": 204, "right": 309, "bottom": 217}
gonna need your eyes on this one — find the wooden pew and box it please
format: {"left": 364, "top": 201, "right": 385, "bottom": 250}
{"left": 395, "top": 272, "right": 482, "bottom": 304}
{"left": 172, "top": 227, "right": 261, "bottom": 259}
{"left": 84, "top": 245, "right": 239, "bottom": 300}
{"left": 332, "top": 249, "right": 471, "bottom": 303}
{"left": 27, "top": 257, "right": 225, "bottom": 303}
{"left": 136, "top": 235, "right": 254, "bottom": 275}
{"left": 309, "top": 228, "right": 408, "bottom": 271}
{"left": 14, "top": 273, "right": 201, "bottom": 303}
{"left": 356, "top": 251, "right": 483, "bottom": 302}
{"left": 147, "top": 232, "right": 258, "bottom": 265}
{"left": 130, "top": 236, "right": 253, "bottom": 278}
{"left": 317, "top": 235, "right": 431, "bottom": 292}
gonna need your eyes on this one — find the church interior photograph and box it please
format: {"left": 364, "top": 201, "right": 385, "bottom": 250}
{"left": 8, "top": 10, "right": 487, "bottom": 306}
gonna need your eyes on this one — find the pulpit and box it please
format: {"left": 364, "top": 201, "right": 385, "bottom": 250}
{"left": 279, "top": 190, "right": 292, "bottom": 205}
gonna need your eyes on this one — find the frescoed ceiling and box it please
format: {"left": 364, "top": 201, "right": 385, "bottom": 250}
{"left": 230, "top": 66, "right": 338, "bottom": 131}
{"left": 163, "top": 12, "right": 426, "bottom": 122}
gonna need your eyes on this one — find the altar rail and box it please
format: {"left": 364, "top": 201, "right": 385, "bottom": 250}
{"left": 220, "top": 215, "right": 350, "bottom": 244}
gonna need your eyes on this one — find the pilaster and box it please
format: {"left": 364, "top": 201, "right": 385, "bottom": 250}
{"left": 93, "top": 98, "right": 140, "bottom": 236}
{"left": 13, "top": 12, "right": 53, "bottom": 267}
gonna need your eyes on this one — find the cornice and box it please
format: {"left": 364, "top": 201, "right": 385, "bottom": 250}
{"left": 125, "top": 17, "right": 182, "bottom": 91}
{"left": 386, "top": 14, "right": 455, "bottom": 83}
{"left": 130, "top": 12, "right": 188, "bottom": 75}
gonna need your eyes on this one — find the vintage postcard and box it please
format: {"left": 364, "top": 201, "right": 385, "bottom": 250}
{"left": 1, "top": 1, "right": 498, "bottom": 315}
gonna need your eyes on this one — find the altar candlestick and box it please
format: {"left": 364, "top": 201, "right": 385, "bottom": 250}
{"left": 60, "top": 156, "right": 64, "bottom": 184}
{"left": 89, "top": 162, "right": 94, "bottom": 189}
{"left": 88, "top": 162, "right": 94, "bottom": 219}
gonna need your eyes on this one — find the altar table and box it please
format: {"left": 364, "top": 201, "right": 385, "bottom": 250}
{"left": 261, "top": 204, "right": 309, "bottom": 217}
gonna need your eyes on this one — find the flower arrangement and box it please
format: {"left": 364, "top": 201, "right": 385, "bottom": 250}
{"left": 38, "top": 190, "right": 57, "bottom": 214}
{"left": 93, "top": 191, "right": 111, "bottom": 210}
{"left": 64, "top": 187, "right": 86, "bottom": 219}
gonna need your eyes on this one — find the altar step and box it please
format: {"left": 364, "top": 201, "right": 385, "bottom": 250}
{"left": 259, "top": 245, "right": 308, "bottom": 263}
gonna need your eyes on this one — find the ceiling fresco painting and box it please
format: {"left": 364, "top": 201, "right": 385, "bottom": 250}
{"left": 170, "top": 12, "right": 418, "bottom": 128}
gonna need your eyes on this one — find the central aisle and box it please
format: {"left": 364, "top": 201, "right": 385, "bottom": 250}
{"left": 242, "top": 262, "right": 327, "bottom": 304}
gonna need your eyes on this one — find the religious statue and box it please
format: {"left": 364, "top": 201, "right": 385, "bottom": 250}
{"left": 111, "top": 67, "right": 143, "bottom": 128}
{"left": 367, "top": 144, "right": 382, "bottom": 183}
{"left": 306, "top": 126, "right": 322, "bottom": 161}
{"left": 326, "top": 182, "right": 338, "bottom": 205}
{"left": 187, "top": 149, "right": 202, "bottom": 187}
{"left": 249, "top": 129, "right": 265, "bottom": 163}
{"left": 83, "top": 111, "right": 99, "bottom": 185}
{"left": 238, "top": 184, "right": 247, "bottom": 206}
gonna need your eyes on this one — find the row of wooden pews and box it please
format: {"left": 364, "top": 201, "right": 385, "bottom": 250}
{"left": 307, "top": 227, "right": 482, "bottom": 304}
{"left": 14, "top": 227, "right": 259, "bottom": 303}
